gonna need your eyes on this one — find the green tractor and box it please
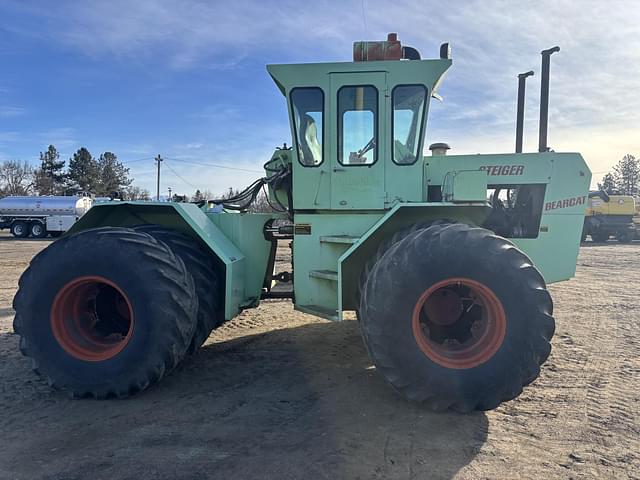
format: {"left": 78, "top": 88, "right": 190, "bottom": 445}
{"left": 13, "top": 34, "right": 590, "bottom": 412}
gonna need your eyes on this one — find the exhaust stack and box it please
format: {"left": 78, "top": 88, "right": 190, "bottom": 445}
{"left": 515, "top": 70, "right": 534, "bottom": 153}
{"left": 538, "top": 46, "right": 560, "bottom": 152}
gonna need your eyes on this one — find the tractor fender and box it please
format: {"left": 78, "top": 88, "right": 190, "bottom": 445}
{"left": 67, "top": 202, "right": 246, "bottom": 320}
{"left": 338, "top": 202, "right": 491, "bottom": 312}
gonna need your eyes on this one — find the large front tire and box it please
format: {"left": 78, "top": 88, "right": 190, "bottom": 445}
{"left": 13, "top": 227, "right": 198, "bottom": 398}
{"left": 359, "top": 223, "right": 554, "bottom": 412}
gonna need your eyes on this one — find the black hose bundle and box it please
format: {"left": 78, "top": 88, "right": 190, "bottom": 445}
{"left": 208, "top": 158, "right": 291, "bottom": 214}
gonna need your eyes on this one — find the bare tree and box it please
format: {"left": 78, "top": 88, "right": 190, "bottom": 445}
{"left": 201, "top": 189, "right": 214, "bottom": 200}
{"left": 125, "top": 185, "right": 151, "bottom": 201}
{"left": 250, "top": 190, "right": 276, "bottom": 213}
{"left": 0, "top": 160, "right": 34, "bottom": 196}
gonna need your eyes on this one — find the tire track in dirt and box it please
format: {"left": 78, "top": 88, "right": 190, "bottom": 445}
{"left": 560, "top": 246, "right": 640, "bottom": 477}
{"left": 1, "top": 233, "right": 640, "bottom": 479}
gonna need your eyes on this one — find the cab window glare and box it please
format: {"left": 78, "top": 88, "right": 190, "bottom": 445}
{"left": 290, "top": 88, "right": 324, "bottom": 166}
{"left": 338, "top": 85, "right": 378, "bottom": 166}
{"left": 392, "top": 85, "right": 427, "bottom": 165}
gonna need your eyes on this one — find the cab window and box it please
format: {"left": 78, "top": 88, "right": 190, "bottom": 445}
{"left": 392, "top": 85, "right": 428, "bottom": 165}
{"left": 290, "top": 87, "right": 324, "bottom": 166}
{"left": 338, "top": 85, "right": 378, "bottom": 165}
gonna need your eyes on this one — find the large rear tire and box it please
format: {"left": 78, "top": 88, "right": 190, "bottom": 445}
{"left": 359, "top": 222, "right": 554, "bottom": 412}
{"left": 132, "top": 225, "right": 224, "bottom": 353}
{"left": 13, "top": 227, "right": 198, "bottom": 398}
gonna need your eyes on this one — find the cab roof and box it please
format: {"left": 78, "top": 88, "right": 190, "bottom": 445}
{"left": 267, "top": 58, "right": 452, "bottom": 98}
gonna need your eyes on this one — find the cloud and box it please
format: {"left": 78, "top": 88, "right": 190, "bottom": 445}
{"left": 190, "top": 106, "right": 242, "bottom": 122}
{"left": 0, "top": 131, "right": 20, "bottom": 143}
{"left": 2, "top": 0, "right": 638, "bottom": 188}
{"left": 7, "top": 0, "right": 637, "bottom": 127}
{"left": 0, "top": 106, "right": 26, "bottom": 117}
{"left": 37, "top": 127, "right": 78, "bottom": 151}
{"left": 0, "top": 0, "right": 357, "bottom": 69}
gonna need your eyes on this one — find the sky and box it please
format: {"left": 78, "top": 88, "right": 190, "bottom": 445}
{"left": 0, "top": 0, "right": 639, "bottom": 196}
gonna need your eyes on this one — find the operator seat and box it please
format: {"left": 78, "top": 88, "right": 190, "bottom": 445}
{"left": 299, "top": 114, "right": 322, "bottom": 165}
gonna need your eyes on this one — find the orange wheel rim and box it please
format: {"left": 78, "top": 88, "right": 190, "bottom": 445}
{"left": 411, "top": 277, "right": 506, "bottom": 369}
{"left": 51, "top": 276, "right": 134, "bottom": 361}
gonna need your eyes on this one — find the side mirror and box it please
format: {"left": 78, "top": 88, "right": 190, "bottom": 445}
{"left": 440, "top": 43, "right": 452, "bottom": 60}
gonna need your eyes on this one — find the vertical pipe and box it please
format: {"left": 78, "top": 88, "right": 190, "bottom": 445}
{"left": 515, "top": 71, "right": 534, "bottom": 153}
{"left": 538, "top": 46, "right": 560, "bottom": 153}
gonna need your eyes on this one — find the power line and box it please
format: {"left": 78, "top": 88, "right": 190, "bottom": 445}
{"left": 120, "top": 156, "right": 156, "bottom": 164}
{"left": 163, "top": 159, "right": 198, "bottom": 188}
{"left": 163, "top": 156, "right": 262, "bottom": 174}
{"left": 361, "top": 0, "right": 368, "bottom": 37}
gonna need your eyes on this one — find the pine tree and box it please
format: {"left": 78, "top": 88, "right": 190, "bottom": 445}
{"left": 597, "top": 173, "right": 617, "bottom": 194}
{"left": 68, "top": 147, "right": 100, "bottom": 194}
{"left": 34, "top": 145, "right": 66, "bottom": 195}
{"left": 96, "top": 152, "right": 133, "bottom": 196}
{"left": 612, "top": 154, "right": 639, "bottom": 196}
{"left": 192, "top": 189, "right": 204, "bottom": 202}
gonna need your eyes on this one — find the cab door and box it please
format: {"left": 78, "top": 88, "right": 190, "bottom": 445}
{"left": 329, "top": 72, "right": 387, "bottom": 210}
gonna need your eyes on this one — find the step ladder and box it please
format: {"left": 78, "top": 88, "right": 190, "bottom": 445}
{"left": 297, "top": 233, "right": 361, "bottom": 321}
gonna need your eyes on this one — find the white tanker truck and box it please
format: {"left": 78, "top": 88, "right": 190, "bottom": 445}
{"left": 0, "top": 195, "right": 93, "bottom": 238}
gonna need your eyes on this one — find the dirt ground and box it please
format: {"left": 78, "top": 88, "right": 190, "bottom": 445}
{"left": 0, "top": 230, "right": 638, "bottom": 480}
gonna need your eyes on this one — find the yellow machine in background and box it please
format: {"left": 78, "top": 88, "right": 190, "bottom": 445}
{"left": 583, "top": 191, "right": 637, "bottom": 242}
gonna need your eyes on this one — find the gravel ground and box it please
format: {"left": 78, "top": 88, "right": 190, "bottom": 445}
{"left": 0, "top": 230, "right": 638, "bottom": 480}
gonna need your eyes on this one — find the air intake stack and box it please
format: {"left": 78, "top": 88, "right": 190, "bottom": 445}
{"left": 538, "top": 46, "right": 560, "bottom": 152}
{"left": 515, "top": 71, "right": 534, "bottom": 153}
{"left": 353, "top": 33, "right": 421, "bottom": 61}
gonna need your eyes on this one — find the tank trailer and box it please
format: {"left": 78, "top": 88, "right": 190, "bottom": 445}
{"left": 0, "top": 195, "right": 92, "bottom": 238}
{"left": 13, "top": 34, "right": 590, "bottom": 411}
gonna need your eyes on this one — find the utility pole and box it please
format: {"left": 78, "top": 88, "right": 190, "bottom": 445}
{"left": 168, "top": 187, "right": 172, "bottom": 202}
{"left": 155, "top": 154, "right": 163, "bottom": 201}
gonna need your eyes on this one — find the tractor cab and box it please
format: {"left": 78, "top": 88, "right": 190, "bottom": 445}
{"left": 267, "top": 34, "right": 452, "bottom": 210}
